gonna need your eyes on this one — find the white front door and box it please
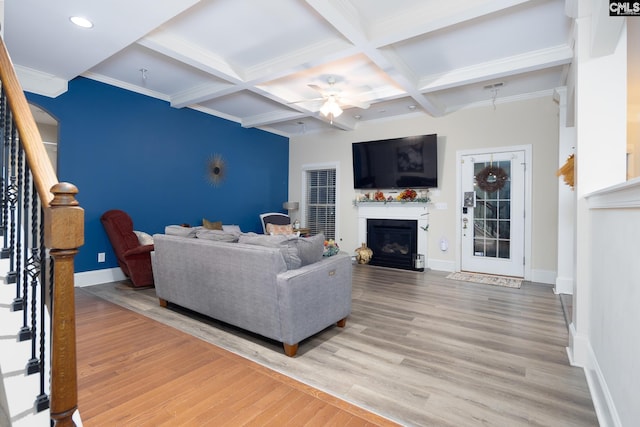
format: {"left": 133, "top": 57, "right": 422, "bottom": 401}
{"left": 460, "top": 150, "right": 526, "bottom": 277}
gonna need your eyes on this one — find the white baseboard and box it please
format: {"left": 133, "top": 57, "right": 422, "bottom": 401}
{"left": 554, "top": 276, "right": 574, "bottom": 294}
{"left": 568, "top": 324, "right": 621, "bottom": 427}
{"left": 427, "top": 261, "right": 556, "bottom": 284}
{"left": 531, "top": 269, "right": 556, "bottom": 285}
{"left": 74, "top": 267, "right": 126, "bottom": 287}
{"left": 427, "top": 259, "right": 455, "bottom": 272}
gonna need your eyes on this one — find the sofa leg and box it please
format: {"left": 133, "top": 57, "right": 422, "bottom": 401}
{"left": 158, "top": 298, "right": 168, "bottom": 307}
{"left": 337, "top": 317, "right": 347, "bottom": 327}
{"left": 283, "top": 343, "right": 298, "bottom": 357}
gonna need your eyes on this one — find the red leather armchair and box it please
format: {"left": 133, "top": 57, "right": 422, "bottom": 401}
{"left": 100, "top": 209, "right": 154, "bottom": 287}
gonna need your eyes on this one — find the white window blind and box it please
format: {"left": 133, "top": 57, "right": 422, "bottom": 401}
{"left": 305, "top": 168, "right": 336, "bottom": 240}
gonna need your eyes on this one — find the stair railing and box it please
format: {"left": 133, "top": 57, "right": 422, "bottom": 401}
{"left": 0, "top": 36, "right": 84, "bottom": 427}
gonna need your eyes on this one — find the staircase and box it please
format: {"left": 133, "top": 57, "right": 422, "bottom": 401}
{"left": 0, "top": 34, "right": 84, "bottom": 427}
{"left": 0, "top": 259, "right": 53, "bottom": 426}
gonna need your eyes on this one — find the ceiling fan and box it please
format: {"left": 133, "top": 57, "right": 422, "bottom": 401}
{"left": 291, "top": 76, "right": 370, "bottom": 123}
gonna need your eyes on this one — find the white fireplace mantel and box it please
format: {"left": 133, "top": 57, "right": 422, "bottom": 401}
{"left": 356, "top": 203, "right": 429, "bottom": 269}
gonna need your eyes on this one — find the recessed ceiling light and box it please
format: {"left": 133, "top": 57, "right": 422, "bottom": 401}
{"left": 408, "top": 105, "right": 416, "bottom": 110}
{"left": 70, "top": 16, "right": 93, "bottom": 29}
{"left": 354, "top": 115, "right": 361, "bottom": 120}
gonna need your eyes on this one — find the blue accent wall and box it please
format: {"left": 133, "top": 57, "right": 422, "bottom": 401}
{"left": 27, "top": 77, "right": 289, "bottom": 272}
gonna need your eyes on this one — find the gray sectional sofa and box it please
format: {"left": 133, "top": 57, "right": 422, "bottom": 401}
{"left": 151, "top": 231, "right": 352, "bottom": 356}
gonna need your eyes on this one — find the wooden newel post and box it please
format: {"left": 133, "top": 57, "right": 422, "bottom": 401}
{"left": 45, "top": 183, "right": 84, "bottom": 427}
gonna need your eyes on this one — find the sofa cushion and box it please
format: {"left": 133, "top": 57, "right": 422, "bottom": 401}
{"left": 202, "top": 218, "right": 223, "bottom": 230}
{"left": 196, "top": 229, "right": 241, "bottom": 242}
{"left": 165, "top": 225, "right": 198, "bottom": 238}
{"left": 238, "top": 234, "right": 301, "bottom": 270}
{"left": 287, "top": 233, "right": 325, "bottom": 266}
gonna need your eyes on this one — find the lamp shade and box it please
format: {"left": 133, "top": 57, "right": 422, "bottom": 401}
{"left": 283, "top": 201, "right": 299, "bottom": 210}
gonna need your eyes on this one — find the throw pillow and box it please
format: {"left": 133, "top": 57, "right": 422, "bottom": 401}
{"left": 202, "top": 218, "right": 223, "bottom": 230}
{"left": 286, "top": 233, "right": 325, "bottom": 266}
{"left": 165, "top": 225, "right": 198, "bottom": 238}
{"left": 195, "top": 229, "right": 240, "bottom": 243}
{"left": 222, "top": 224, "right": 242, "bottom": 233}
{"left": 266, "top": 223, "right": 293, "bottom": 235}
{"left": 133, "top": 230, "right": 154, "bottom": 246}
{"left": 238, "top": 234, "right": 302, "bottom": 270}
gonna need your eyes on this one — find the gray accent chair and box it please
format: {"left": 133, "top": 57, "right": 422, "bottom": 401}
{"left": 260, "top": 212, "right": 290, "bottom": 234}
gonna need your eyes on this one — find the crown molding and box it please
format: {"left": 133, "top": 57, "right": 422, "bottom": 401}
{"left": 16, "top": 65, "right": 68, "bottom": 98}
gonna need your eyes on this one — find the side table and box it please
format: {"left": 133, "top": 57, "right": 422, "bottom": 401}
{"left": 296, "top": 227, "right": 311, "bottom": 237}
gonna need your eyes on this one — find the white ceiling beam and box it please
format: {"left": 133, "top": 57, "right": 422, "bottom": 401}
{"left": 15, "top": 65, "right": 68, "bottom": 98}
{"left": 305, "top": 0, "right": 445, "bottom": 116}
{"left": 140, "top": 0, "right": 549, "bottom": 125}
{"left": 138, "top": 31, "right": 243, "bottom": 82}
{"left": 304, "top": 0, "right": 369, "bottom": 43}
{"left": 370, "top": 0, "right": 534, "bottom": 47}
{"left": 142, "top": 28, "right": 361, "bottom": 110}
{"left": 445, "top": 88, "right": 556, "bottom": 114}
{"left": 374, "top": 46, "right": 446, "bottom": 115}
{"left": 170, "top": 82, "right": 238, "bottom": 108}
{"left": 143, "top": 30, "right": 357, "bottom": 89}
{"left": 243, "top": 39, "right": 358, "bottom": 83}
{"left": 419, "top": 45, "right": 573, "bottom": 92}
{"left": 83, "top": 71, "right": 170, "bottom": 102}
{"left": 242, "top": 111, "right": 309, "bottom": 128}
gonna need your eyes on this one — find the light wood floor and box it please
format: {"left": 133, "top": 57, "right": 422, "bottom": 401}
{"left": 75, "top": 290, "right": 396, "bottom": 426}
{"left": 79, "top": 266, "right": 598, "bottom": 427}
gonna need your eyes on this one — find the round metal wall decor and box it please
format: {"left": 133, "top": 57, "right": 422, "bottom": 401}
{"left": 475, "top": 165, "right": 508, "bottom": 192}
{"left": 207, "top": 154, "right": 226, "bottom": 186}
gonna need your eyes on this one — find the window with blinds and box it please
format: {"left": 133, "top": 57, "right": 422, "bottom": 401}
{"left": 305, "top": 168, "right": 336, "bottom": 240}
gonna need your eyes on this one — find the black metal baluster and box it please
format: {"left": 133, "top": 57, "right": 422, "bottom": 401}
{"left": 25, "top": 168, "right": 40, "bottom": 372}
{"left": 0, "top": 87, "right": 6, "bottom": 239}
{"left": 35, "top": 197, "right": 49, "bottom": 412}
{"left": 15, "top": 137, "right": 29, "bottom": 335}
{"left": 1, "top": 91, "right": 11, "bottom": 257}
{"left": 6, "top": 122, "right": 19, "bottom": 289}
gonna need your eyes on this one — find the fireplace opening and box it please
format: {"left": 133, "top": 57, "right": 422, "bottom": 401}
{"left": 367, "top": 219, "right": 418, "bottom": 271}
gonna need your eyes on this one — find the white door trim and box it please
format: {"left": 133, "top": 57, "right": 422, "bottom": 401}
{"left": 455, "top": 145, "right": 532, "bottom": 280}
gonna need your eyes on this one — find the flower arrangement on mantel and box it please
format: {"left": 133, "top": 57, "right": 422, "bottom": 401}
{"left": 353, "top": 189, "right": 430, "bottom": 205}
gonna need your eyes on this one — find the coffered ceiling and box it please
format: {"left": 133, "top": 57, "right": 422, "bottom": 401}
{"left": 5, "top": 0, "right": 574, "bottom": 137}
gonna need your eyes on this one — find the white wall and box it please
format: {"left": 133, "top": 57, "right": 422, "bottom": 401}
{"left": 289, "top": 96, "right": 560, "bottom": 281}
{"left": 585, "top": 181, "right": 640, "bottom": 427}
{"left": 628, "top": 19, "right": 640, "bottom": 179}
{"left": 566, "top": 3, "right": 630, "bottom": 425}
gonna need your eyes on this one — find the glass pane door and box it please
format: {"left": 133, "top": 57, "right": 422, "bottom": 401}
{"left": 461, "top": 151, "right": 525, "bottom": 277}
{"left": 473, "top": 160, "right": 511, "bottom": 259}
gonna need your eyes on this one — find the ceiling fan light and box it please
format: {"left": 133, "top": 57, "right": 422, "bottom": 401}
{"left": 320, "top": 97, "right": 342, "bottom": 118}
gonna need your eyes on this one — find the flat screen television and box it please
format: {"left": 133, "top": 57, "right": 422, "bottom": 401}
{"left": 352, "top": 134, "right": 438, "bottom": 189}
